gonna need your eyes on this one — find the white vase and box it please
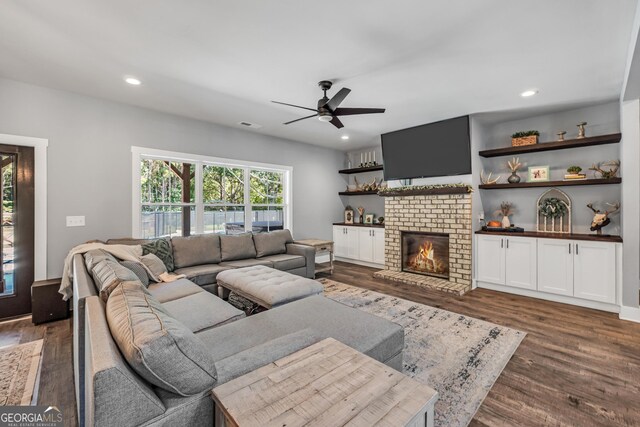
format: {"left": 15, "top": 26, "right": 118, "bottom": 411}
{"left": 501, "top": 215, "right": 511, "bottom": 228}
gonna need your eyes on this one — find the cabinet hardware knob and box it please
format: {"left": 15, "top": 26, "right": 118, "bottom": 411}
{"left": 507, "top": 239, "right": 509, "bottom": 249}
{"left": 501, "top": 239, "right": 503, "bottom": 248}
{"left": 576, "top": 244, "right": 579, "bottom": 255}
{"left": 569, "top": 243, "right": 571, "bottom": 254}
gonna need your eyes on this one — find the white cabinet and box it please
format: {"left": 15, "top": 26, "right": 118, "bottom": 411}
{"left": 373, "top": 229, "right": 385, "bottom": 265}
{"left": 573, "top": 241, "right": 616, "bottom": 304}
{"left": 537, "top": 239, "right": 574, "bottom": 296}
{"left": 476, "top": 234, "right": 620, "bottom": 311}
{"left": 358, "top": 229, "right": 374, "bottom": 262}
{"left": 505, "top": 236, "right": 537, "bottom": 290}
{"left": 476, "top": 234, "right": 505, "bottom": 285}
{"left": 332, "top": 225, "right": 384, "bottom": 266}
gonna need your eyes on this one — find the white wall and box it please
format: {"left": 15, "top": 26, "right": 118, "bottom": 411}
{"left": 0, "top": 77, "right": 345, "bottom": 278}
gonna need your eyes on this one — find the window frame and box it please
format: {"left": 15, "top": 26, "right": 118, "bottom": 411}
{"left": 132, "top": 146, "right": 292, "bottom": 238}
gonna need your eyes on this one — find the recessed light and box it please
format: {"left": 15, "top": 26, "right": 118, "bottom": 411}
{"left": 521, "top": 89, "right": 538, "bottom": 97}
{"left": 341, "top": 135, "right": 349, "bottom": 140}
{"left": 124, "top": 77, "right": 142, "bottom": 86}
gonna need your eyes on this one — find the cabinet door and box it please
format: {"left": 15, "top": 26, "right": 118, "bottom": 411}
{"left": 573, "top": 241, "right": 616, "bottom": 304}
{"left": 537, "top": 238, "right": 573, "bottom": 296}
{"left": 476, "top": 235, "right": 505, "bottom": 285}
{"left": 333, "top": 226, "right": 347, "bottom": 258}
{"left": 346, "top": 227, "right": 360, "bottom": 260}
{"left": 372, "top": 229, "right": 385, "bottom": 265}
{"left": 505, "top": 236, "right": 537, "bottom": 290}
{"left": 358, "top": 229, "right": 373, "bottom": 262}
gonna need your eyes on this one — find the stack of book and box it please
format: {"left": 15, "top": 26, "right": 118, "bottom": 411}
{"left": 564, "top": 173, "right": 587, "bottom": 180}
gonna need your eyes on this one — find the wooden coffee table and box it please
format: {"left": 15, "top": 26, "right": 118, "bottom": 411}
{"left": 293, "top": 238, "right": 334, "bottom": 277}
{"left": 212, "top": 338, "right": 438, "bottom": 427}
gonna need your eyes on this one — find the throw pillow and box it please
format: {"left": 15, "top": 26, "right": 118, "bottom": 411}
{"left": 120, "top": 260, "right": 150, "bottom": 287}
{"left": 141, "top": 237, "right": 175, "bottom": 272}
{"left": 84, "top": 249, "right": 118, "bottom": 271}
{"left": 106, "top": 281, "right": 218, "bottom": 396}
{"left": 139, "top": 253, "right": 168, "bottom": 282}
{"left": 91, "top": 259, "right": 141, "bottom": 302}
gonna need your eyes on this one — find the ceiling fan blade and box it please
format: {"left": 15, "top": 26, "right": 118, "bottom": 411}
{"left": 329, "top": 116, "right": 344, "bottom": 129}
{"left": 333, "top": 107, "right": 386, "bottom": 116}
{"left": 271, "top": 101, "right": 318, "bottom": 113}
{"left": 283, "top": 114, "right": 317, "bottom": 125}
{"left": 324, "top": 88, "right": 351, "bottom": 110}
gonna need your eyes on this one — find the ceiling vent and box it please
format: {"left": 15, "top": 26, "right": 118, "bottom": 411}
{"left": 238, "top": 121, "right": 262, "bottom": 129}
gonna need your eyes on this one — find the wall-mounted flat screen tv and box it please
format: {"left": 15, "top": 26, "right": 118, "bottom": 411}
{"left": 381, "top": 115, "right": 471, "bottom": 181}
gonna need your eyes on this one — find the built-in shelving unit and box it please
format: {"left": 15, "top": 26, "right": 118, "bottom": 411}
{"left": 338, "top": 190, "right": 379, "bottom": 196}
{"left": 478, "top": 133, "right": 621, "bottom": 158}
{"left": 479, "top": 177, "right": 621, "bottom": 190}
{"left": 338, "top": 165, "right": 384, "bottom": 174}
{"left": 333, "top": 221, "right": 384, "bottom": 228}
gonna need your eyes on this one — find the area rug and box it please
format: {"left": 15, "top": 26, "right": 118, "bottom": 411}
{"left": 320, "top": 279, "right": 526, "bottom": 427}
{"left": 0, "top": 339, "right": 43, "bottom": 406}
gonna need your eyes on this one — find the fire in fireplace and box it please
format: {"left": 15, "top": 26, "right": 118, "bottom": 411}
{"left": 401, "top": 231, "right": 450, "bottom": 279}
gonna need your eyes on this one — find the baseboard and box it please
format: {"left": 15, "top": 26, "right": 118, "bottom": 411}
{"left": 619, "top": 306, "right": 640, "bottom": 323}
{"left": 477, "top": 281, "right": 620, "bottom": 313}
{"left": 334, "top": 257, "right": 384, "bottom": 269}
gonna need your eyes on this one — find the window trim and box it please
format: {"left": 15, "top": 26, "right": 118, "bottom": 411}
{"left": 131, "top": 146, "right": 293, "bottom": 238}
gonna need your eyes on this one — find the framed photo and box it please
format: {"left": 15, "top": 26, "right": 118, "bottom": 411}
{"left": 344, "top": 208, "right": 354, "bottom": 224}
{"left": 528, "top": 166, "right": 550, "bottom": 182}
{"left": 364, "top": 214, "right": 375, "bottom": 224}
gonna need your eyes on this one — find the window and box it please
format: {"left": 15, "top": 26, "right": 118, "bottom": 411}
{"left": 132, "top": 147, "right": 291, "bottom": 238}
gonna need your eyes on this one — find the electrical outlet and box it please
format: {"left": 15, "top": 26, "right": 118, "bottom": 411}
{"left": 66, "top": 216, "right": 86, "bottom": 227}
{"left": 478, "top": 212, "right": 485, "bottom": 222}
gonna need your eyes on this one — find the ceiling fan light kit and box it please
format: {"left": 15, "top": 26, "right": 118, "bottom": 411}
{"left": 272, "top": 80, "right": 385, "bottom": 129}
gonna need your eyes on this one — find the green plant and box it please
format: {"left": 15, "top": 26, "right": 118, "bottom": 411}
{"left": 566, "top": 166, "right": 582, "bottom": 174}
{"left": 539, "top": 198, "right": 567, "bottom": 218}
{"left": 511, "top": 130, "right": 540, "bottom": 138}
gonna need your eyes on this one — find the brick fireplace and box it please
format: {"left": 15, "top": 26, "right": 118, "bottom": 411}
{"left": 374, "top": 186, "right": 472, "bottom": 295}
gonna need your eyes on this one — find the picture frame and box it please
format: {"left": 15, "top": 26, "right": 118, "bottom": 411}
{"left": 344, "top": 208, "right": 354, "bottom": 224}
{"left": 528, "top": 166, "right": 550, "bottom": 182}
{"left": 364, "top": 214, "right": 374, "bottom": 224}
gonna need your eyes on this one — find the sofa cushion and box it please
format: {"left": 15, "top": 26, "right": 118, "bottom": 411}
{"left": 196, "top": 295, "right": 404, "bottom": 367}
{"left": 147, "top": 278, "right": 203, "bottom": 303}
{"left": 91, "top": 259, "right": 141, "bottom": 302}
{"left": 106, "top": 237, "right": 156, "bottom": 246}
{"left": 139, "top": 253, "right": 168, "bottom": 281}
{"left": 259, "top": 254, "right": 305, "bottom": 271}
{"left": 120, "top": 260, "right": 150, "bottom": 287}
{"left": 84, "top": 249, "right": 118, "bottom": 271}
{"left": 173, "top": 264, "right": 232, "bottom": 286}
{"left": 218, "top": 258, "right": 273, "bottom": 269}
{"left": 253, "top": 230, "right": 293, "bottom": 258}
{"left": 171, "top": 234, "right": 221, "bottom": 269}
{"left": 141, "top": 238, "right": 175, "bottom": 272}
{"left": 106, "top": 282, "right": 217, "bottom": 396}
{"left": 220, "top": 233, "right": 256, "bottom": 261}
{"left": 163, "top": 292, "right": 245, "bottom": 333}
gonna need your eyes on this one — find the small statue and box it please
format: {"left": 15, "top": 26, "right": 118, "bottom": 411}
{"left": 577, "top": 122, "right": 587, "bottom": 139}
{"left": 587, "top": 202, "right": 620, "bottom": 235}
{"left": 557, "top": 131, "right": 566, "bottom": 141}
{"left": 589, "top": 160, "right": 620, "bottom": 179}
{"left": 357, "top": 206, "right": 365, "bottom": 224}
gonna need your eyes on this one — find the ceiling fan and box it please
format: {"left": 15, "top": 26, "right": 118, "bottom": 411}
{"left": 272, "top": 80, "right": 385, "bottom": 129}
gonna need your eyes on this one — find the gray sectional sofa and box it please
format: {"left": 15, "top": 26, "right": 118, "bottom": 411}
{"left": 72, "top": 230, "right": 405, "bottom": 426}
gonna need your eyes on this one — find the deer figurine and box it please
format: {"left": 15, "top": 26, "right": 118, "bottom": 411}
{"left": 587, "top": 202, "right": 620, "bottom": 235}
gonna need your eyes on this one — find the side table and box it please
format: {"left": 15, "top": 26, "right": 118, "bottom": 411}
{"left": 293, "top": 239, "right": 334, "bottom": 277}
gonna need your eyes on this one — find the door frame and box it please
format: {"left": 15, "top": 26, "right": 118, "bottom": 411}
{"left": 0, "top": 134, "right": 47, "bottom": 281}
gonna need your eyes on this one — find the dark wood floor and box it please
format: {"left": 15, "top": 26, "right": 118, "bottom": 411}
{"left": 3, "top": 261, "right": 640, "bottom": 426}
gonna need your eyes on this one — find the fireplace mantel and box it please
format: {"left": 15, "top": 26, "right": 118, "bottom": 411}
{"left": 378, "top": 184, "right": 473, "bottom": 197}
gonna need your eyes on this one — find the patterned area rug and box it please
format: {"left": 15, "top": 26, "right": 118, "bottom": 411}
{"left": 0, "top": 339, "right": 43, "bottom": 406}
{"left": 320, "top": 279, "right": 526, "bottom": 427}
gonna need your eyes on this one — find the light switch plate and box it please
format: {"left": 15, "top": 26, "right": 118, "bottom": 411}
{"left": 66, "top": 216, "right": 85, "bottom": 227}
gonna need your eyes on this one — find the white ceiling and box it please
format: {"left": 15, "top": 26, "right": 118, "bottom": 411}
{"left": 0, "top": 1, "right": 637, "bottom": 150}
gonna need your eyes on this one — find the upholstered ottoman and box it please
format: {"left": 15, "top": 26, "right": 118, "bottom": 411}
{"left": 216, "top": 265, "right": 323, "bottom": 309}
